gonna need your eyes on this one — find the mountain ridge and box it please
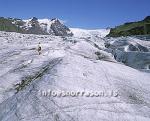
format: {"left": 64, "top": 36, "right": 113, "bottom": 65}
{"left": 0, "top": 17, "right": 73, "bottom": 36}
{"left": 107, "top": 16, "right": 150, "bottom": 37}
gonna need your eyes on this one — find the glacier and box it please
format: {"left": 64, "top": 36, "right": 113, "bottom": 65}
{"left": 0, "top": 30, "right": 150, "bottom": 121}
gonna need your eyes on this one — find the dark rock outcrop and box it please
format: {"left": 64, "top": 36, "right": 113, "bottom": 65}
{"left": 51, "top": 18, "right": 73, "bottom": 36}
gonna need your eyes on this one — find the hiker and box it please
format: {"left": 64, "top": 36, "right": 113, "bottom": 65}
{"left": 37, "top": 42, "right": 42, "bottom": 55}
{"left": 114, "top": 53, "right": 117, "bottom": 60}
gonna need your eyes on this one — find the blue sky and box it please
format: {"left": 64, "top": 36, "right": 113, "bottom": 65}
{"left": 0, "top": 0, "right": 150, "bottom": 29}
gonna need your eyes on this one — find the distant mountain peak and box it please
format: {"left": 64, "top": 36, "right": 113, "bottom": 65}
{"left": 51, "top": 18, "right": 59, "bottom": 21}
{"left": 31, "top": 17, "right": 38, "bottom": 21}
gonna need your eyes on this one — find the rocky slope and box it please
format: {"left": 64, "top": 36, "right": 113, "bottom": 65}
{"left": 107, "top": 16, "right": 150, "bottom": 37}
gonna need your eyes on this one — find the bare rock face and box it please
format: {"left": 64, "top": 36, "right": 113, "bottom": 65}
{"left": 25, "top": 17, "right": 48, "bottom": 35}
{"left": 51, "top": 18, "right": 73, "bottom": 36}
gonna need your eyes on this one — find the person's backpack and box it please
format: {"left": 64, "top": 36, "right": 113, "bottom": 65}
{"left": 38, "top": 46, "right": 41, "bottom": 51}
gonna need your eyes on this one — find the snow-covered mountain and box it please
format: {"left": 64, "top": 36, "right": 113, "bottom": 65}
{"left": 23, "top": 17, "right": 73, "bottom": 36}
{"left": 0, "top": 17, "right": 110, "bottom": 37}
{"left": 0, "top": 17, "right": 73, "bottom": 36}
{"left": 0, "top": 30, "right": 150, "bottom": 121}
